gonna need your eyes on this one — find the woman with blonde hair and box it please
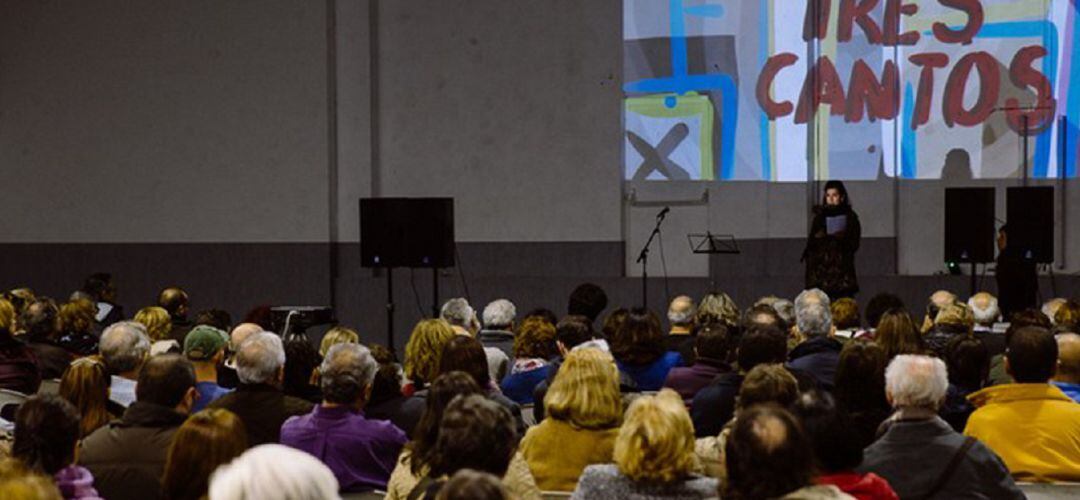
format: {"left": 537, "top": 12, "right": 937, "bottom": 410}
{"left": 58, "top": 357, "right": 117, "bottom": 437}
{"left": 318, "top": 325, "right": 359, "bottom": 358}
{"left": 0, "top": 298, "right": 40, "bottom": 394}
{"left": 58, "top": 299, "right": 99, "bottom": 356}
{"left": 162, "top": 409, "right": 248, "bottom": 500}
{"left": 573, "top": 389, "right": 717, "bottom": 499}
{"left": 520, "top": 348, "right": 623, "bottom": 491}
{"left": 404, "top": 319, "right": 455, "bottom": 391}
{"left": 133, "top": 306, "right": 178, "bottom": 355}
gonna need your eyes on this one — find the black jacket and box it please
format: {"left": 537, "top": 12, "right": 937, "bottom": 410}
{"left": 787, "top": 336, "right": 843, "bottom": 391}
{"left": 690, "top": 372, "right": 744, "bottom": 438}
{"left": 207, "top": 383, "right": 314, "bottom": 446}
{"left": 79, "top": 401, "right": 187, "bottom": 500}
{"left": 803, "top": 205, "right": 861, "bottom": 297}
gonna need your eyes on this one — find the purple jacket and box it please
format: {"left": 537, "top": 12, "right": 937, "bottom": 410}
{"left": 280, "top": 404, "right": 407, "bottom": 492}
{"left": 54, "top": 465, "right": 103, "bottom": 500}
{"left": 663, "top": 358, "right": 731, "bottom": 406}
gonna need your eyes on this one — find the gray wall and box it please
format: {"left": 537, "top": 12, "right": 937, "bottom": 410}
{"left": 1, "top": 1, "right": 1077, "bottom": 350}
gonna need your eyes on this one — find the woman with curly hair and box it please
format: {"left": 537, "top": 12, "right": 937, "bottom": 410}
{"left": 610, "top": 308, "right": 681, "bottom": 391}
{"left": 500, "top": 317, "right": 556, "bottom": 404}
{"left": 404, "top": 319, "right": 456, "bottom": 391}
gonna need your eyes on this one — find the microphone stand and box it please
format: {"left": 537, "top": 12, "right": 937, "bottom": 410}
{"left": 636, "top": 208, "right": 668, "bottom": 309}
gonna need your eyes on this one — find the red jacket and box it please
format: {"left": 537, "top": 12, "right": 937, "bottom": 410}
{"left": 818, "top": 471, "right": 899, "bottom": 500}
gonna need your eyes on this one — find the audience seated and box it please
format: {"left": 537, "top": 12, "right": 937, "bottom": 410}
{"left": 858, "top": 355, "right": 1022, "bottom": 499}
{"left": 478, "top": 299, "right": 517, "bottom": 361}
{"left": 691, "top": 325, "right": 787, "bottom": 438}
{"left": 873, "top": 309, "right": 925, "bottom": 360}
{"left": 0, "top": 456, "right": 64, "bottom": 500}
{"left": 282, "top": 336, "right": 322, "bottom": 404}
{"left": 412, "top": 394, "right": 519, "bottom": 498}
{"left": 386, "top": 372, "right": 539, "bottom": 499}
{"left": 696, "top": 292, "right": 740, "bottom": 331}
{"left": 217, "top": 322, "right": 261, "bottom": 389}
{"left": 183, "top": 325, "right": 232, "bottom": 412}
{"left": 791, "top": 390, "right": 897, "bottom": 500}
{"left": 281, "top": 343, "right": 406, "bottom": 492}
{"left": 161, "top": 408, "right": 247, "bottom": 500}
{"left": 921, "top": 290, "right": 957, "bottom": 334}
{"left": 500, "top": 317, "right": 554, "bottom": 404}
{"left": 157, "top": 287, "right": 192, "bottom": 345}
{"left": 832, "top": 340, "right": 891, "bottom": 451}
{"left": 695, "top": 363, "right": 799, "bottom": 480}
{"left": 99, "top": 321, "right": 151, "bottom": 409}
{"left": 134, "top": 306, "right": 178, "bottom": 356}
{"left": 0, "top": 298, "right": 41, "bottom": 395}
{"left": 987, "top": 309, "right": 1051, "bottom": 386}
{"left": 404, "top": 319, "right": 456, "bottom": 392}
{"left": 207, "top": 332, "right": 313, "bottom": 446}
{"left": 755, "top": 296, "right": 795, "bottom": 333}
{"left": 435, "top": 469, "right": 508, "bottom": 500}
{"left": 968, "top": 292, "right": 1000, "bottom": 332}
{"left": 939, "top": 335, "right": 989, "bottom": 431}
{"left": 830, "top": 297, "right": 862, "bottom": 339}
{"left": 611, "top": 308, "right": 681, "bottom": 391}
{"left": 664, "top": 295, "right": 696, "bottom": 364}
{"left": 207, "top": 444, "right": 339, "bottom": 500}
{"left": 1042, "top": 297, "right": 1067, "bottom": 326}
{"left": 531, "top": 315, "right": 596, "bottom": 421}
{"left": 573, "top": 389, "right": 717, "bottom": 499}
{"left": 57, "top": 299, "right": 99, "bottom": 356}
{"left": 724, "top": 404, "right": 853, "bottom": 499}
{"left": 787, "top": 289, "right": 842, "bottom": 390}
{"left": 663, "top": 324, "right": 732, "bottom": 406}
{"left": 364, "top": 346, "right": 413, "bottom": 433}
{"left": 567, "top": 283, "right": 608, "bottom": 326}
{"left": 80, "top": 354, "right": 196, "bottom": 500}
{"left": 863, "top": 293, "right": 904, "bottom": 333}
{"left": 1052, "top": 333, "right": 1080, "bottom": 402}
{"left": 21, "top": 298, "right": 73, "bottom": 380}
{"left": 192, "top": 309, "right": 232, "bottom": 332}
{"left": 318, "top": 325, "right": 359, "bottom": 358}
{"left": 81, "top": 273, "right": 123, "bottom": 328}
{"left": 440, "top": 298, "right": 508, "bottom": 383}
{"left": 58, "top": 358, "right": 118, "bottom": 438}
{"left": 600, "top": 308, "right": 628, "bottom": 340}
{"left": 964, "top": 327, "right": 1080, "bottom": 481}
{"left": 13, "top": 394, "right": 102, "bottom": 500}
{"left": 925, "top": 302, "right": 974, "bottom": 356}
{"left": 521, "top": 348, "right": 621, "bottom": 492}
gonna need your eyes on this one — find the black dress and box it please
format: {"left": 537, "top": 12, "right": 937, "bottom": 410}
{"left": 803, "top": 205, "right": 861, "bottom": 298}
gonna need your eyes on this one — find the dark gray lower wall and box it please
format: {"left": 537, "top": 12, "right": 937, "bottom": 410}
{"left": 3, "top": 241, "right": 1076, "bottom": 353}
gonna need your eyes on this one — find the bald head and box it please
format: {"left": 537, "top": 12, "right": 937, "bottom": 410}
{"left": 158, "top": 287, "right": 189, "bottom": 319}
{"left": 968, "top": 292, "right": 999, "bottom": 327}
{"left": 1043, "top": 298, "right": 1067, "bottom": 325}
{"left": 230, "top": 322, "right": 262, "bottom": 349}
{"left": 668, "top": 295, "right": 695, "bottom": 327}
{"left": 930, "top": 290, "right": 957, "bottom": 309}
{"left": 1055, "top": 333, "right": 1080, "bottom": 384}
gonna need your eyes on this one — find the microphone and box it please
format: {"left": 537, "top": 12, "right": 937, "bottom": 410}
{"left": 657, "top": 206, "right": 670, "bottom": 220}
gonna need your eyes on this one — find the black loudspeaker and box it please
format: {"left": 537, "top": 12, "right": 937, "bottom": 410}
{"left": 360, "top": 198, "right": 455, "bottom": 268}
{"left": 1006, "top": 187, "right": 1054, "bottom": 263}
{"left": 944, "top": 188, "right": 996, "bottom": 263}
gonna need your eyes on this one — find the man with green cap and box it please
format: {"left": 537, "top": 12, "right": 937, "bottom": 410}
{"left": 185, "top": 324, "right": 232, "bottom": 411}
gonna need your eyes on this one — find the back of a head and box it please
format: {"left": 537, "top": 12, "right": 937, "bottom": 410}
{"left": 545, "top": 348, "right": 622, "bottom": 429}
{"left": 724, "top": 405, "right": 814, "bottom": 500}
{"left": 736, "top": 325, "right": 787, "bottom": 373}
{"left": 1005, "top": 309, "right": 1052, "bottom": 346}
{"left": 833, "top": 341, "right": 887, "bottom": 411}
{"left": 610, "top": 308, "right": 665, "bottom": 366}
{"left": 601, "top": 308, "right": 629, "bottom": 340}
{"left": 1054, "top": 300, "right": 1080, "bottom": 332}
{"left": 435, "top": 469, "right": 508, "bottom": 500}
{"left": 100, "top": 321, "right": 151, "bottom": 374}
{"left": 521, "top": 308, "right": 558, "bottom": 327}
{"left": 429, "top": 394, "right": 517, "bottom": 478}
{"left": 830, "top": 298, "right": 860, "bottom": 331}
{"left": 944, "top": 335, "right": 989, "bottom": 390}
{"left": 513, "top": 316, "right": 555, "bottom": 360}
{"left": 614, "top": 389, "right": 696, "bottom": 483}
{"left": 58, "top": 357, "right": 111, "bottom": 437}
{"left": 137, "top": 354, "right": 196, "bottom": 408}
{"left": 229, "top": 323, "right": 263, "bottom": 351}
{"left": 320, "top": 343, "right": 377, "bottom": 405}
{"left": 194, "top": 309, "right": 233, "bottom": 332}
{"left": 884, "top": 355, "right": 948, "bottom": 410}
{"left": 696, "top": 292, "right": 740, "bottom": 328}
{"left": 82, "top": 273, "right": 113, "bottom": 301}
{"left": 404, "top": 319, "right": 456, "bottom": 385}
{"left": 695, "top": 324, "right": 732, "bottom": 362}
{"left": 58, "top": 300, "right": 95, "bottom": 335}
{"left": 410, "top": 372, "right": 483, "bottom": 475}
{"left": 12, "top": 395, "right": 80, "bottom": 475}
{"left": 741, "top": 304, "right": 781, "bottom": 332}
{"left": 790, "top": 390, "right": 862, "bottom": 474}
{"left": 1057, "top": 334, "right": 1080, "bottom": 383}
{"left": 1006, "top": 327, "right": 1058, "bottom": 383}
{"left": 20, "top": 298, "right": 59, "bottom": 339}
{"left": 928, "top": 290, "right": 958, "bottom": 314}
{"left": 968, "top": 293, "right": 1000, "bottom": 327}
{"left": 794, "top": 289, "right": 832, "bottom": 337}
{"left": 568, "top": 283, "right": 608, "bottom": 322}
{"left": 555, "top": 315, "right": 594, "bottom": 351}
{"left": 0, "top": 298, "right": 15, "bottom": 333}
{"left": 440, "top": 298, "right": 475, "bottom": 329}
{"left": 283, "top": 337, "right": 321, "bottom": 397}
{"left": 482, "top": 299, "right": 516, "bottom": 330}
{"left": 934, "top": 302, "right": 974, "bottom": 333}
{"left": 158, "top": 287, "right": 189, "bottom": 319}
{"left": 1043, "top": 298, "right": 1067, "bottom": 325}
{"left": 164, "top": 409, "right": 249, "bottom": 500}
{"left": 134, "top": 306, "right": 173, "bottom": 342}
{"left": 209, "top": 444, "right": 339, "bottom": 500}
{"left": 737, "top": 364, "right": 799, "bottom": 411}
{"left": 865, "top": 294, "right": 905, "bottom": 329}
{"left": 874, "top": 310, "right": 924, "bottom": 360}
{"left": 319, "top": 325, "right": 360, "bottom": 358}
{"left": 0, "top": 456, "right": 63, "bottom": 500}
{"left": 236, "top": 332, "right": 285, "bottom": 385}
{"left": 667, "top": 295, "right": 696, "bottom": 328}
{"left": 438, "top": 335, "right": 491, "bottom": 388}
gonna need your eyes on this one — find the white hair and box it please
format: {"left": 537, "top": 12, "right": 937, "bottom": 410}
{"left": 794, "top": 289, "right": 832, "bottom": 337}
{"left": 440, "top": 298, "right": 475, "bottom": 328}
{"left": 1043, "top": 298, "right": 1067, "bottom": 325}
{"left": 482, "top": 299, "right": 517, "bottom": 329}
{"left": 236, "top": 332, "right": 285, "bottom": 384}
{"left": 667, "top": 295, "right": 696, "bottom": 326}
{"left": 100, "top": 321, "right": 151, "bottom": 373}
{"left": 209, "top": 444, "right": 340, "bottom": 500}
{"left": 968, "top": 295, "right": 1000, "bottom": 326}
{"left": 885, "top": 355, "right": 949, "bottom": 410}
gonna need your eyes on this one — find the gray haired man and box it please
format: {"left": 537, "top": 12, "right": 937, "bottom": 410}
{"left": 786, "top": 288, "right": 842, "bottom": 390}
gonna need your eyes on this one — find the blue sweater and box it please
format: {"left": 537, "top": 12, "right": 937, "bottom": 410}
{"left": 617, "top": 352, "right": 682, "bottom": 391}
{"left": 500, "top": 365, "right": 551, "bottom": 404}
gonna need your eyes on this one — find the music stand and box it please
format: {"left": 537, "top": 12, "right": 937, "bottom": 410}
{"left": 689, "top": 233, "right": 740, "bottom": 290}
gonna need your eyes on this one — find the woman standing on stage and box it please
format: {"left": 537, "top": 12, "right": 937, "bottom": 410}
{"left": 803, "top": 180, "right": 861, "bottom": 299}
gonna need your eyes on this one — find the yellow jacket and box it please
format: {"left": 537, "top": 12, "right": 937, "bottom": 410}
{"left": 519, "top": 418, "right": 618, "bottom": 492}
{"left": 964, "top": 383, "right": 1080, "bottom": 482}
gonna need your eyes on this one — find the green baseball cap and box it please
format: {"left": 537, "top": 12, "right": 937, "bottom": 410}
{"left": 184, "top": 325, "right": 228, "bottom": 360}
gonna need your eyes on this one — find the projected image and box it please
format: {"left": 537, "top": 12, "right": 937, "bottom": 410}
{"left": 623, "top": 0, "right": 1080, "bottom": 181}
